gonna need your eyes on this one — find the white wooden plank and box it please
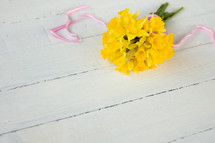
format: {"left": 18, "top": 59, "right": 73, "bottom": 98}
{"left": 0, "top": 43, "right": 215, "bottom": 135}
{"left": 171, "top": 128, "right": 215, "bottom": 143}
{"left": 0, "top": 0, "right": 215, "bottom": 90}
{"left": 0, "top": 0, "right": 190, "bottom": 23}
{"left": 1, "top": 79, "right": 215, "bottom": 143}
{"left": 0, "top": 0, "right": 214, "bottom": 24}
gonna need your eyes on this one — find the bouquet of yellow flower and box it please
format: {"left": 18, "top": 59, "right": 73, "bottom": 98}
{"left": 50, "top": 3, "right": 214, "bottom": 75}
{"left": 101, "top": 3, "right": 183, "bottom": 74}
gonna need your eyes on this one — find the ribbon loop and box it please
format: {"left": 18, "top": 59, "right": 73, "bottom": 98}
{"left": 49, "top": 5, "right": 106, "bottom": 42}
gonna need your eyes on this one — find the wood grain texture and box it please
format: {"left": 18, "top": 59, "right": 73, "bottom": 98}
{"left": 0, "top": 43, "right": 215, "bottom": 136}
{"left": 0, "top": 0, "right": 215, "bottom": 142}
{"left": 172, "top": 128, "right": 215, "bottom": 143}
{"left": 1, "top": 80, "right": 215, "bottom": 143}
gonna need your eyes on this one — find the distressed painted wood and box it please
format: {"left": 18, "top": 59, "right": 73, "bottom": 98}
{"left": 1, "top": 80, "right": 215, "bottom": 143}
{"left": 0, "top": 43, "right": 215, "bottom": 136}
{"left": 0, "top": 0, "right": 215, "bottom": 142}
{"left": 172, "top": 129, "right": 215, "bottom": 143}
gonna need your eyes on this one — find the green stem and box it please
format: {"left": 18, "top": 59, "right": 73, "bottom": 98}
{"left": 163, "top": 7, "right": 184, "bottom": 22}
{"left": 155, "top": 3, "right": 165, "bottom": 15}
{"left": 157, "top": 2, "right": 169, "bottom": 16}
{"left": 151, "top": 3, "right": 184, "bottom": 23}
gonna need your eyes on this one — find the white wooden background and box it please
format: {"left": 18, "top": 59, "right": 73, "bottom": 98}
{"left": 0, "top": 0, "right": 215, "bottom": 142}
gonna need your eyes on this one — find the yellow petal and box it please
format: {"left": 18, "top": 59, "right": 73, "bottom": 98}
{"left": 128, "top": 60, "right": 134, "bottom": 71}
{"left": 132, "top": 11, "right": 140, "bottom": 19}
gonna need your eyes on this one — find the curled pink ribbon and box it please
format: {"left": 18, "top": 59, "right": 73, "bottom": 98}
{"left": 50, "top": 5, "right": 215, "bottom": 47}
{"left": 172, "top": 25, "right": 215, "bottom": 47}
{"left": 50, "top": 5, "right": 106, "bottom": 42}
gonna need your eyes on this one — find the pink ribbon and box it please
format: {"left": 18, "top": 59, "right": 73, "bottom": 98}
{"left": 49, "top": 5, "right": 106, "bottom": 42}
{"left": 50, "top": 5, "right": 215, "bottom": 47}
{"left": 172, "top": 25, "right": 215, "bottom": 47}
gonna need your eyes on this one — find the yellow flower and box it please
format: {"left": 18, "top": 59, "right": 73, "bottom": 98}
{"left": 101, "top": 9, "right": 174, "bottom": 74}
